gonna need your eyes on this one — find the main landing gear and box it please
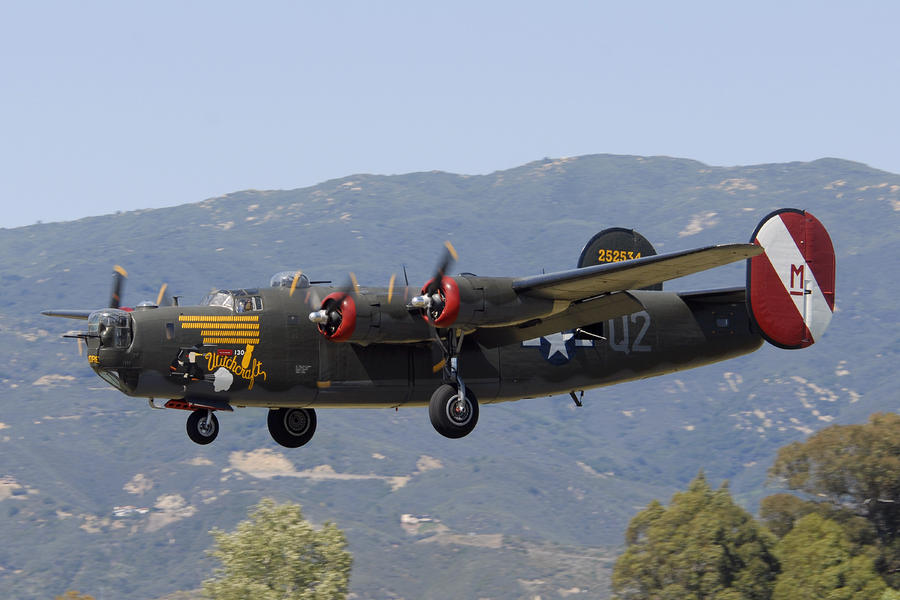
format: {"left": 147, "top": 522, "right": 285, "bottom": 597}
{"left": 429, "top": 384, "right": 478, "bottom": 439}
{"left": 267, "top": 407, "right": 317, "bottom": 448}
{"left": 428, "top": 329, "right": 479, "bottom": 439}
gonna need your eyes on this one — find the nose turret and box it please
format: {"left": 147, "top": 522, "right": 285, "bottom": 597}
{"left": 85, "top": 310, "right": 138, "bottom": 394}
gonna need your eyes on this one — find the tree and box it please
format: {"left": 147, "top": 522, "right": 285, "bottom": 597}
{"left": 203, "top": 498, "right": 352, "bottom": 600}
{"left": 773, "top": 513, "right": 885, "bottom": 600}
{"left": 769, "top": 413, "right": 900, "bottom": 542}
{"left": 760, "top": 493, "right": 877, "bottom": 547}
{"left": 769, "top": 413, "right": 900, "bottom": 586}
{"left": 758, "top": 493, "right": 816, "bottom": 538}
{"left": 612, "top": 472, "right": 779, "bottom": 600}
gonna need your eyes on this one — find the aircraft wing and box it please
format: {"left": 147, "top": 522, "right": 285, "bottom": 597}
{"left": 471, "top": 244, "right": 760, "bottom": 348}
{"left": 512, "top": 244, "right": 762, "bottom": 300}
{"left": 40, "top": 309, "right": 94, "bottom": 320}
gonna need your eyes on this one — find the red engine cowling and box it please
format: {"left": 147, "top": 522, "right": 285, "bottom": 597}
{"left": 315, "top": 292, "right": 357, "bottom": 341}
{"left": 420, "top": 277, "right": 461, "bottom": 327}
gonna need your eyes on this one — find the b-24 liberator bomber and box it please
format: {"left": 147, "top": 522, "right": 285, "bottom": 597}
{"left": 43, "top": 208, "right": 835, "bottom": 448}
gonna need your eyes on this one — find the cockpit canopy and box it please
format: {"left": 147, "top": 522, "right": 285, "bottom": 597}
{"left": 200, "top": 290, "right": 263, "bottom": 312}
{"left": 270, "top": 271, "right": 310, "bottom": 289}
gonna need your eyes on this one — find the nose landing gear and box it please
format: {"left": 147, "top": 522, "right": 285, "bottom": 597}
{"left": 186, "top": 410, "right": 219, "bottom": 445}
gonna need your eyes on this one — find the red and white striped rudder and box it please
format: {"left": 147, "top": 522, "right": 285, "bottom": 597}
{"left": 747, "top": 208, "right": 836, "bottom": 349}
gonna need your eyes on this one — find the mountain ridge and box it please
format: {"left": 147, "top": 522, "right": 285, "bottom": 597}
{"left": 0, "top": 153, "right": 897, "bottom": 599}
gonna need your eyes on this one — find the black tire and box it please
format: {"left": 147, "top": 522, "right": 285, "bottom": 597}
{"left": 186, "top": 410, "right": 219, "bottom": 445}
{"left": 429, "top": 384, "right": 478, "bottom": 439}
{"left": 267, "top": 408, "right": 317, "bottom": 448}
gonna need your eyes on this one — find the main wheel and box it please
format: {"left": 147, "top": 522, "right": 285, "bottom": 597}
{"left": 429, "top": 384, "right": 479, "bottom": 439}
{"left": 268, "top": 408, "right": 317, "bottom": 448}
{"left": 186, "top": 410, "right": 219, "bottom": 445}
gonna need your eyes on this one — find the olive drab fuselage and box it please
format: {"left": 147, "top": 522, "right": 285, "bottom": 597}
{"left": 86, "top": 285, "right": 762, "bottom": 409}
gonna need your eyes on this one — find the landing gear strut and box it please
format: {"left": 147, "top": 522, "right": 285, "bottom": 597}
{"left": 267, "top": 408, "right": 317, "bottom": 448}
{"left": 428, "top": 329, "right": 479, "bottom": 438}
{"left": 186, "top": 410, "right": 219, "bottom": 445}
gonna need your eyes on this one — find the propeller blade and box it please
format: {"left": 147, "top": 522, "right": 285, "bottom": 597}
{"left": 387, "top": 273, "right": 396, "bottom": 304}
{"left": 426, "top": 241, "right": 458, "bottom": 294}
{"left": 289, "top": 271, "right": 303, "bottom": 297}
{"left": 77, "top": 337, "right": 84, "bottom": 357}
{"left": 110, "top": 265, "right": 127, "bottom": 309}
{"left": 436, "top": 241, "right": 457, "bottom": 279}
{"left": 155, "top": 282, "right": 170, "bottom": 306}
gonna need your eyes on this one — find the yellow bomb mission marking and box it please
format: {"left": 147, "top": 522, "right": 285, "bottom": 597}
{"left": 203, "top": 344, "right": 267, "bottom": 390}
{"left": 178, "top": 314, "right": 261, "bottom": 346}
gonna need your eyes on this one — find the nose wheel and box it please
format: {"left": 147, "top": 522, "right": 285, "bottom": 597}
{"left": 186, "top": 410, "right": 219, "bottom": 445}
{"left": 429, "top": 384, "right": 479, "bottom": 439}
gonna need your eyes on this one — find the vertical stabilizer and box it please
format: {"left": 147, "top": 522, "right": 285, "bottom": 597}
{"left": 747, "top": 209, "right": 836, "bottom": 349}
{"left": 578, "top": 228, "right": 661, "bottom": 291}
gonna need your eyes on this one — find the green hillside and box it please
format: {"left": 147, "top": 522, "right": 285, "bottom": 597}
{"left": 0, "top": 154, "right": 897, "bottom": 599}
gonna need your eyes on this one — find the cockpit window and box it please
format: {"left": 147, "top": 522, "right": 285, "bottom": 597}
{"left": 200, "top": 291, "right": 236, "bottom": 310}
{"left": 235, "top": 295, "right": 263, "bottom": 313}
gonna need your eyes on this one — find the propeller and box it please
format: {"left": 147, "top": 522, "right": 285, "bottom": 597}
{"left": 429, "top": 241, "right": 458, "bottom": 294}
{"left": 411, "top": 241, "right": 461, "bottom": 327}
{"left": 308, "top": 273, "right": 359, "bottom": 341}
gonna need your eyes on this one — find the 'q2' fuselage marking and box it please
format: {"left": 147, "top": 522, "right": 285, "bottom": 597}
{"left": 522, "top": 311, "right": 654, "bottom": 364}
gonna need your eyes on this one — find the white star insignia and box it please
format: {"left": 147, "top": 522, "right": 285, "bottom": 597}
{"left": 544, "top": 331, "right": 574, "bottom": 359}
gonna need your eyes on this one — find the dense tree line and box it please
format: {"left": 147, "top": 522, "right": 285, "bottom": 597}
{"left": 613, "top": 413, "right": 900, "bottom": 600}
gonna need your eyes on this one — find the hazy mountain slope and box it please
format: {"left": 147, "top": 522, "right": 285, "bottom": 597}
{"left": 0, "top": 154, "right": 897, "bottom": 599}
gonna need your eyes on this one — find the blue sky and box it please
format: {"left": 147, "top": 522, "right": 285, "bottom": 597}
{"left": 2, "top": 1, "right": 897, "bottom": 228}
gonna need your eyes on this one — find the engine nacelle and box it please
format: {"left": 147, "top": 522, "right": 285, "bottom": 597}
{"left": 415, "top": 275, "right": 560, "bottom": 331}
{"left": 309, "top": 291, "right": 434, "bottom": 345}
{"left": 310, "top": 276, "right": 565, "bottom": 343}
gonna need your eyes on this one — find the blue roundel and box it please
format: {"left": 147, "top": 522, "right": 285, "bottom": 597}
{"left": 523, "top": 331, "right": 584, "bottom": 366}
